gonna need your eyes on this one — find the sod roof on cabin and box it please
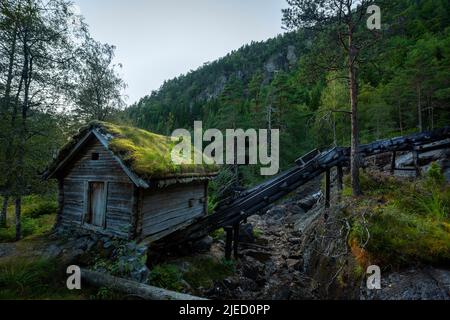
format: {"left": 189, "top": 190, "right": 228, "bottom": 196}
{"left": 46, "top": 121, "right": 218, "bottom": 182}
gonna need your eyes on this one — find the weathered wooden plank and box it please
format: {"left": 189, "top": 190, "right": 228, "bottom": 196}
{"left": 143, "top": 208, "right": 203, "bottom": 236}
{"left": 140, "top": 182, "right": 207, "bottom": 238}
{"left": 143, "top": 206, "right": 203, "bottom": 228}
{"left": 62, "top": 139, "right": 132, "bottom": 183}
{"left": 141, "top": 188, "right": 205, "bottom": 215}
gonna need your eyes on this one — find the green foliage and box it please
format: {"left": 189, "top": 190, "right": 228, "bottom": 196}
{"left": 0, "top": 195, "right": 56, "bottom": 242}
{"left": 348, "top": 171, "right": 450, "bottom": 267}
{"left": 124, "top": 0, "right": 450, "bottom": 196}
{"left": 252, "top": 227, "right": 263, "bottom": 239}
{"left": 148, "top": 264, "right": 183, "bottom": 292}
{"left": 210, "top": 228, "right": 225, "bottom": 241}
{"left": 148, "top": 257, "right": 235, "bottom": 292}
{"left": 0, "top": 258, "right": 86, "bottom": 300}
{"left": 90, "top": 287, "right": 123, "bottom": 300}
{"left": 427, "top": 162, "right": 446, "bottom": 187}
{"left": 183, "top": 257, "right": 235, "bottom": 289}
{"left": 22, "top": 195, "right": 57, "bottom": 219}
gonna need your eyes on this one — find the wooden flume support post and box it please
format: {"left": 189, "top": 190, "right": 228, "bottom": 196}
{"left": 390, "top": 151, "right": 396, "bottom": 174}
{"left": 413, "top": 150, "right": 421, "bottom": 177}
{"left": 233, "top": 223, "right": 240, "bottom": 258}
{"left": 325, "top": 168, "right": 331, "bottom": 208}
{"left": 224, "top": 226, "right": 233, "bottom": 260}
{"left": 337, "top": 166, "right": 343, "bottom": 192}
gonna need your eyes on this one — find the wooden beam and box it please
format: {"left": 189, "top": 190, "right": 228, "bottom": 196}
{"left": 337, "top": 166, "right": 343, "bottom": 191}
{"left": 325, "top": 168, "right": 331, "bottom": 208}
{"left": 233, "top": 223, "right": 240, "bottom": 258}
{"left": 413, "top": 150, "right": 421, "bottom": 177}
{"left": 224, "top": 226, "right": 233, "bottom": 260}
{"left": 390, "top": 151, "right": 396, "bottom": 174}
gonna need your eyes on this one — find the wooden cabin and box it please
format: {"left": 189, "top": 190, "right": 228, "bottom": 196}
{"left": 44, "top": 122, "right": 218, "bottom": 242}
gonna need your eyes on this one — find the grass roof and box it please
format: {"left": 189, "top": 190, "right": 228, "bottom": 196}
{"left": 47, "top": 121, "right": 218, "bottom": 181}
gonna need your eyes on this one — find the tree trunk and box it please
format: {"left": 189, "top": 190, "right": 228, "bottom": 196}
{"left": 81, "top": 269, "right": 206, "bottom": 300}
{"left": 2, "top": 23, "right": 18, "bottom": 104}
{"left": 332, "top": 114, "right": 337, "bottom": 147}
{"left": 15, "top": 197, "right": 21, "bottom": 241}
{"left": 0, "top": 196, "right": 9, "bottom": 228}
{"left": 417, "top": 83, "right": 423, "bottom": 132}
{"left": 348, "top": 34, "right": 362, "bottom": 196}
{"left": 398, "top": 104, "right": 403, "bottom": 134}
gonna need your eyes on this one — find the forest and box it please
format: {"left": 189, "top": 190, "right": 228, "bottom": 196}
{"left": 0, "top": 0, "right": 449, "bottom": 301}
{"left": 127, "top": 0, "right": 450, "bottom": 189}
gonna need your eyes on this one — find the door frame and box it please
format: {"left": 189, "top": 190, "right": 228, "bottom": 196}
{"left": 82, "top": 180, "right": 108, "bottom": 229}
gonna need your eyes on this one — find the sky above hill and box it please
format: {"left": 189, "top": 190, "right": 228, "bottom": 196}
{"left": 73, "top": 0, "right": 287, "bottom": 105}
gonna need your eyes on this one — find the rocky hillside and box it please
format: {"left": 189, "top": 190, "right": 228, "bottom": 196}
{"left": 190, "top": 147, "right": 450, "bottom": 300}
{"left": 126, "top": 31, "right": 309, "bottom": 133}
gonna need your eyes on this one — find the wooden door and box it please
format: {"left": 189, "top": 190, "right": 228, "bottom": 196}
{"left": 89, "top": 182, "right": 106, "bottom": 227}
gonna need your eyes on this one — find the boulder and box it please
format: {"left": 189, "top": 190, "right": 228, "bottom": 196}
{"left": 286, "top": 259, "right": 301, "bottom": 270}
{"left": 239, "top": 223, "right": 255, "bottom": 243}
{"left": 242, "top": 249, "right": 272, "bottom": 263}
{"left": 192, "top": 236, "right": 213, "bottom": 253}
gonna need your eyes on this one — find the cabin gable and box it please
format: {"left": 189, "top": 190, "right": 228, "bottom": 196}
{"left": 59, "top": 136, "right": 135, "bottom": 238}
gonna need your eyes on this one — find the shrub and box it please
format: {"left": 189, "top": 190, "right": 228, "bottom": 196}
{"left": 0, "top": 257, "right": 87, "bottom": 299}
{"left": 148, "top": 264, "right": 183, "bottom": 291}
{"left": 183, "top": 257, "right": 234, "bottom": 289}
{"left": 23, "top": 199, "right": 57, "bottom": 219}
{"left": 211, "top": 228, "right": 225, "bottom": 241}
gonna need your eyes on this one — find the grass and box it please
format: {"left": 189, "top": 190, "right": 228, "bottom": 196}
{"left": 0, "top": 257, "right": 90, "bottom": 300}
{"left": 148, "top": 256, "right": 235, "bottom": 293}
{"left": 148, "top": 263, "right": 184, "bottom": 291}
{"left": 346, "top": 164, "right": 450, "bottom": 268}
{"left": 183, "top": 257, "right": 235, "bottom": 289}
{"left": 0, "top": 195, "right": 57, "bottom": 243}
{"left": 0, "top": 256, "right": 124, "bottom": 300}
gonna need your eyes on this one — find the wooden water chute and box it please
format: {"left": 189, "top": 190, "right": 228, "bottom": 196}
{"left": 153, "top": 126, "right": 450, "bottom": 257}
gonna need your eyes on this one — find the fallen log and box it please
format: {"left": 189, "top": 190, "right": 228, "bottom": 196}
{"left": 81, "top": 268, "right": 207, "bottom": 300}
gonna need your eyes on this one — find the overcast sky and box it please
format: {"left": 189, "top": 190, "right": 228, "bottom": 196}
{"left": 73, "top": 0, "right": 287, "bottom": 105}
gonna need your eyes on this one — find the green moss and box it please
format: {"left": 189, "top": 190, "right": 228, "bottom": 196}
{"left": 94, "top": 121, "right": 218, "bottom": 179}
